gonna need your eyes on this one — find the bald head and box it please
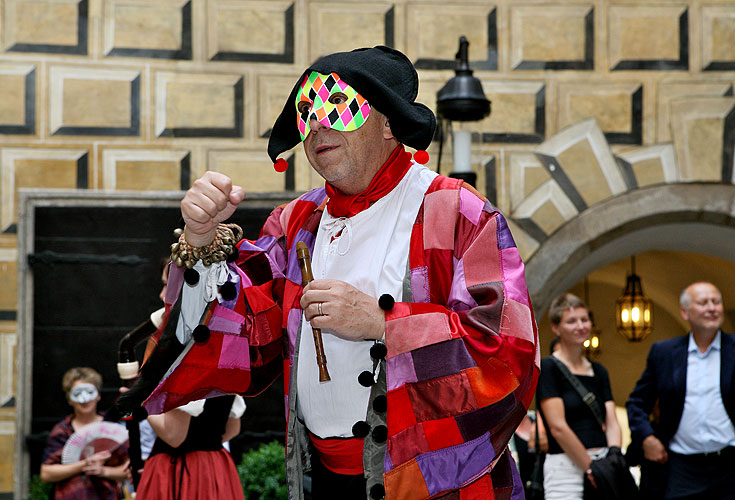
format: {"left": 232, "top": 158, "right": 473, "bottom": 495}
{"left": 679, "top": 282, "right": 724, "bottom": 336}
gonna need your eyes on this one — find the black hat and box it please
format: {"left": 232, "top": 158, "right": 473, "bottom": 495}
{"left": 267, "top": 46, "right": 436, "bottom": 164}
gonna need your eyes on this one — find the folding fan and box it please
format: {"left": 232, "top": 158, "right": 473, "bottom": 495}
{"left": 61, "top": 421, "right": 129, "bottom": 464}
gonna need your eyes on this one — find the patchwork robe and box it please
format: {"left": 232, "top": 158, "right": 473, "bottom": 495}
{"left": 145, "top": 173, "right": 540, "bottom": 499}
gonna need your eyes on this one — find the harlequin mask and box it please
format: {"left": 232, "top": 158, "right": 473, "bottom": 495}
{"left": 295, "top": 71, "right": 371, "bottom": 141}
{"left": 69, "top": 383, "right": 99, "bottom": 403}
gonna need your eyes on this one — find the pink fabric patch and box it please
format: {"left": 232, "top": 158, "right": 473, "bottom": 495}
{"left": 500, "top": 248, "right": 529, "bottom": 306}
{"left": 386, "top": 312, "right": 452, "bottom": 359}
{"left": 165, "top": 263, "right": 183, "bottom": 305}
{"left": 447, "top": 256, "right": 478, "bottom": 310}
{"left": 423, "top": 190, "right": 457, "bottom": 250}
{"left": 387, "top": 352, "right": 418, "bottom": 391}
{"left": 459, "top": 188, "right": 484, "bottom": 226}
{"left": 461, "top": 218, "right": 502, "bottom": 288}
{"left": 208, "top": 304, "right": 245, "bottom": 334}
{"left": 218, "top": 335, "right": 250, "bottom": 370}
{"left": 499, "top": 298, "right": 535, "bottom": 344}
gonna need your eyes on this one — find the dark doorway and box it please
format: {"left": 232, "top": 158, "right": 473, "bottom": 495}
{"left": 27, "top": 198, "right": 289, "bottom": 473}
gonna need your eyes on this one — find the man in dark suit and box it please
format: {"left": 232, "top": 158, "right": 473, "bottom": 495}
{"left": 627, "top": 281, "right": 735, "bottom": 500}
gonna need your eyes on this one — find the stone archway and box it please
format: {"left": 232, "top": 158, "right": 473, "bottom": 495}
{"left": 524, "top": 182, "right": 735, "bottom": 316}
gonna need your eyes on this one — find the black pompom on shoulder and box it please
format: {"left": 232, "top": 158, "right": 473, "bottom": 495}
{"left": 371, "top": 424, "right": 388, "bottom": 443}
{"left": 358, "top": 371, "right": 375, "bottom": 387}
{"left": 220, "top": 281, "right": 237, "bottom": 301}
{"left": 184, "top": 268, "right": 200, "bottom": 286}
{"left": 372, "top": 395, "right": 387, "bottom": 413}
{"left": 193, "top": 325, "right": 210, "bottom": 343}
{"left": 369, "top": 484, "right": 385, "bottom": 499}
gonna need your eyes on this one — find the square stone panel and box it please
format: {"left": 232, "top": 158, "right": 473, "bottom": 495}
{"left": 0, "top": 148, "right": 88, "bottom": 233}
{"left": 615, "top": 144, "right": 678, "bottom": 188}
{"left": 480, "top": 81, "right": 545, "bottom": 143}
{"left": 657, "top": 81, "right": 733, "bottom": 142}
{"left": 702, "top": 6, "right": 735, "bottom": 71}
{"left": 509, "top": 4, "right": 593, "bottom": 70}
{"left": 407, "top": 4, "right": 496, "bottom": 70}
{"left": 209, "top": 150, "right": 290, "bottom": 193}
{"left": 209, "top": 0, "right": 294, "bottom": 63}
{"left": 104, "top": 0, "right": 192, "bottom": 59}
{"left": 155, "top": 71, "right": 243, "bottom": 138}
{"left": 309, "top": 3, "right": 393, "bottom": 60}
{"left": 49, "top": 66, "right": 140, "bottom": 136}
{"left": 558, "top": 81, "right": 642, "bottom": 144}
{"left": 256, "top": 74, "right": 301, "bottom": 139}
{"left": 101, "top": 148, "right": 191, "bottom": 190}
{"left": 669, "top": 96, "right": 735, "bottom": 182}
{"left": 0, "top": 64, "right": 35, "bottom": 135}
{"left": 5, "top": 0, "right": 87, "bottom": 55}
{"left": 0, "top": 259, "right": 17, "bottom": 312}
{"left": 608, "top": 5, "right": 688, "bottom": 70}
{"left": 508, "top": 152, "right": 549, "bottom": 211}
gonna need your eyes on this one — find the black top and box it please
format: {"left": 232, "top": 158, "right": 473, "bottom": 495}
{"left": 537, "top": 356, "right": 613, "bottom": 455}
{"left": 149, "top": 395, "right": 235, "bottom": 457}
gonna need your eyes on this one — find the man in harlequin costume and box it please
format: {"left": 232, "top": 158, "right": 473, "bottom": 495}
{"left": 122, "top": 45, "right": 539, "bottom": 499}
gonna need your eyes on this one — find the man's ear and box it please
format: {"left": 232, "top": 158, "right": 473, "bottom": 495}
{"left": 680, "top": 306, "right": 689, "bottom": 322}
{"left": 382, "top": 119, "right": 395, "bottom": 140}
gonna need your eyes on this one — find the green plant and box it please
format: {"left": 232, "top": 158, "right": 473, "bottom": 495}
{"left": 29, "top": 474, "right": 52, "bottom": 500}
{"left": 238, "top": 440, "right": 287, "bottom": 500}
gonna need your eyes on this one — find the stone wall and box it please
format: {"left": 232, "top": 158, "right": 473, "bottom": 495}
{"left": 2, "top": 0, "right": 734, "bottom": 495}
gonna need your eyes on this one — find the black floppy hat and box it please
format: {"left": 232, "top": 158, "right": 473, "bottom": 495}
{"left": 267, "top": 46, "right": 436, "bottom": 164}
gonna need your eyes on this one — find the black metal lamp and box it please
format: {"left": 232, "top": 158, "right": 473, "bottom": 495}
{"left": 436, "top": 36, "right": 491, "bottom": 187}
{"left": 615, "top": 256, "right": 653, "bottom": 342}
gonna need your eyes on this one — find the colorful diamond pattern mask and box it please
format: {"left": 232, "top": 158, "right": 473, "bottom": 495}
{"left": 295, "top": 71, "right": 371, "bottom": 141}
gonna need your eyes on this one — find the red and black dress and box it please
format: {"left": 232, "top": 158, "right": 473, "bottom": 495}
{"left": 136, "top": 395, "right": 245, "bottom": 500}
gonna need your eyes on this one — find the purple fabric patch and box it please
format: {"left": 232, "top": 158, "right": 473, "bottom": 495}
{"left": 411, "top": 338, "right": 476, "bottom": 382}
{"left": 495, "top": 213, "right": 516, "bottom": 250}
{"left": 459, "top": 188, "right": 484, "bottom": 226}
{"left": 384, "top": 450, "right": 394, "bottom": 473}
{"left": 456, "top": 393, "right": 516, "bottom": 442}
{"left": 287, "top": 308, "right": 302, "bottom": 361}
{"left": 239, "top": 239, "right": 266, "bottom": 253}
{"left": 300, "top": 187, "right": 327, "bottom": 204}
{"left": 483, "top": 199, "right": 495, "bottom": 213}
{"left": 386, "top": 352, "right": 418, "bottom": 391}
{"left": 447, "top": 256, "right": 477, "bottom": 311}
{"left": 218, "top": 334, "right": 250, "bottom": 370}
{"left": 500, "top": 248, "right": 529, "bottom": 307}
{"left": 165, "top": 263, "right": 184, "bottom": 305}
{"left": 509, "top": 458, "right": 525, "bottom": 500}
{"left": 219, "top": 270, "right": 241, "bottom": 309}
{"left": 287, "top": 230, "right": 316, "bottom": 283}
{"left": 417, "top": 431, "right": 496, "bottom": 496}
{"left": 410, "top": 266, "right": 430, "bottom": 303}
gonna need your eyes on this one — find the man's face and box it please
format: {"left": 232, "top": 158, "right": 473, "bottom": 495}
{"left": 297, "top": 72, "right": 394, "bottom": 194}
{"left": 681, "top": 282, "right": 724, "bottom": 335}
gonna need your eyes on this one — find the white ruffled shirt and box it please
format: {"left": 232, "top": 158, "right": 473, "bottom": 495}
{"left": 296, "top": 162, "right": 437, "bottom": 438}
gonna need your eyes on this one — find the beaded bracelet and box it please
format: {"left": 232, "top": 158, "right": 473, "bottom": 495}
{"left": 170, "top": 223, "right": 243, "bottom": 269}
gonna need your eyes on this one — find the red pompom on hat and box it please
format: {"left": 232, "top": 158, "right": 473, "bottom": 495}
{"left": 413, "top": 150, "right": 429, "bottom": 165}
{"left": 274, "top": 158, "right": 289, "bottom": 172}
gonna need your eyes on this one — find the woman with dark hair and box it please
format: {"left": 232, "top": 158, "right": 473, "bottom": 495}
{"left": 537, "top": 293, "right": 622, "bottom": 499}
{"left": 41, "top": 367, "right": 130, "bottom": 499}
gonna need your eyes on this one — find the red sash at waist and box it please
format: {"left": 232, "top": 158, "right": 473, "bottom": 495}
{"left": 309, "top": 432, "right": 364, "bottom": 475}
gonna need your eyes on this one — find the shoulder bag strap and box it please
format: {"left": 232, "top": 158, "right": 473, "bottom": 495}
{"left": 549, "top": 356, "right": 605, "bottom": 429}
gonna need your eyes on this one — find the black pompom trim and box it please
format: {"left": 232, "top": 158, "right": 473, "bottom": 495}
{"left": 369, "top": 484, "right": 385, "bottom": 499}
{"left": 372, "top": 395, "right": 387, "bottom": 413}
{"left": 371, "top": 425, "right": 388, "bottom": 443}
{"left": 193, "top": 325, "right": 210, "bottom": 343}
{"left": 378, "top": 294, "right": 395, "bottom": 311}
{"left": 351, "top": 420, "right": 370, "bottom": 438}
{"left": 370, "top": 342, "right": 387, "bottom": 360}
{"left": 226, "top": 247, "right": 240, "bottom": 263}
{"left": 358, "top": 371, "right": 375, "bottom": 387}
{"left": 132, "top": 406, "right": 148, "bottom": 422}
{"left": 183, "top": 268, "right": 200, "bottom": 286}
{"left": 220, "top": 281, "right": 237, "bottom": 301}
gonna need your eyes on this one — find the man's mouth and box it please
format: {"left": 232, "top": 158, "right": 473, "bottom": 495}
{"left": 315, "top": 144, "right": 338, "bottom": 154}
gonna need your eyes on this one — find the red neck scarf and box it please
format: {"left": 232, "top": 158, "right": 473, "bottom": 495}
{"left": 325, "top": 145, "right": 412, "bottom": 218}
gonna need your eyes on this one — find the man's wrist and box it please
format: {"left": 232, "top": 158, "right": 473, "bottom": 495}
{"left": 183, "top": 226, "right": 216, "bottom": 248}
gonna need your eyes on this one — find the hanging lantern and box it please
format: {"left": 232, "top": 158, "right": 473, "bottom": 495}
{"left": 615, "top": 256, "right": 653, "bottom": 342}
